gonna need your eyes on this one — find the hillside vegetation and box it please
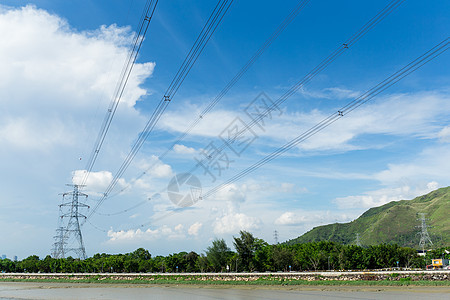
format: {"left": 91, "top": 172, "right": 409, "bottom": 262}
{"left": 286, "top": 187, "right": 450, "bottom": 248}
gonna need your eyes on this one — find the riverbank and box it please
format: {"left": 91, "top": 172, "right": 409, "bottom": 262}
{"left": 1, "top": 271, "right": 449, "bottom": 286}
{"left": 1, "top": 282, "right": 449, "bottom": 300}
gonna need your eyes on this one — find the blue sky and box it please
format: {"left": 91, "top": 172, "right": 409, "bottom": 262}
{"left": 0, "top": 0, "right": 449, "bottom": 259}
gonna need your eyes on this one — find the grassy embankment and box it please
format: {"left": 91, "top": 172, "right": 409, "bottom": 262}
{"left": 1, "top": 275, "right": 449, "bottom": 286}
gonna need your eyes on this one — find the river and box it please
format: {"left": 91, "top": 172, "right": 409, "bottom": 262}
{"left": 0, "top": 282, "right": 449, "bottom": 299}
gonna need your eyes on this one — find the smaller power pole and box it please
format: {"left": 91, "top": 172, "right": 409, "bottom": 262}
{"left": 355, "top": 233, "right": 362, "bottom": 247}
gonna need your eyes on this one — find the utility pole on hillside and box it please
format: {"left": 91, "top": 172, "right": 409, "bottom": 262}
{"left": 417, "top": 213, "right": 433, "bottom": 252}
{"left": 355, "top": 233, "right": 362, "bottom": 247}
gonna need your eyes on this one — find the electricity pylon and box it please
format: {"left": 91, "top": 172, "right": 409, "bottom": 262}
{"left": 417, "top": 213, "right": 433, "bottom": 252}
{"left": 274, "top": 230, "right": 279, "bottom": 244}
{"left": 52, "top": 184, "right": 89, "bottom": 259}
{"left": 355, "top": 233, "right": 362, "bottom": 247}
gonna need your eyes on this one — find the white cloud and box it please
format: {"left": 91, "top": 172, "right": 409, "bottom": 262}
{"left": 275, "top": 210, "right": 352, "bottom": 226}
{"left": 427, "top": 181, "right": 439, "bottom": 190}
{"left": 188, "top": 222, "right": 202, "bottom": 236}
{"left": 281, "top": 183, "right": 295, "bottom": 193}
{"left": 374, "top": 145, "right": 450, "bottom": 184}
{"left": 156, "top": 91, "right": 450, "bottom": 154}
{"left": 275, "top": 212, "right": 307, "bottom": 226}
{"left": 173, "top": 144, "right": 196, "bottom": 154}
{"left": 294, "top": 92, "right": 450, "bottom": 152}
{"left": 213, "top": 212, "right": 260, "bottom": 234}
{"left": 438, "top": 126, "right": 450, "bottom": 143}
{"left": 107, "top": 224, "right": 186, "bottom": 242}
{"left": 71, "top": 170, "right": 126, "bottom": 195}
{"left": 299, "top": 86, "right": 360, "bottom": 100}
{"left": 0, "top": 5, "right": 154, "bottom": 154}
{"left": 0, "top": 5, "right": 159, "bottom": 256}
{"left": 334, "top": 182, "right": 440, "bottom": 209}
{"left": 213, "top": 183, "right": 246, "bottom": 203}
{"left": 158, "top": 106, "right": 237, "bottom": 137}
{"left": 136, "top": 155, "right": 173, "bottom": 178}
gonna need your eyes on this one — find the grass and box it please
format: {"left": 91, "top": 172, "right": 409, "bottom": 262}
{"left": 1, "top": 277, "right": 449, "bottom": 286}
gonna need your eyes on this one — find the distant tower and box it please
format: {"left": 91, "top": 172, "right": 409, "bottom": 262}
{"left": 355, "top": 233, "right": 362, "bottom": 247}
{"left": 274, "top": 230, "right": 279, "bottom": 244}
{"left": 417, "top": 213, "right": 433, "bottom": 252}
{"left": 52, "top": 225, "right": 68, "bottom": 259}
{"left": 52, "top": 184, "right": 89, "bottom": 259}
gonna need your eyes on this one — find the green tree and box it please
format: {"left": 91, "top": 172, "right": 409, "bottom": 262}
{"left": 273, "top": 245, "right": 293, "bottom": 271}
{"left": 19, "top": 255, "right": 40, "bottom": 273}
{"left": 233, "top": 231, "right": 267, "bottom": 271}
{"left": 184, "top": 251, "right": 199, "bottom": 272}
{"left": 206, "top": 239, "right": 231, "bottom": 272}
{"left": 196, "top": 254, "right": 210, "bottom": 272}
{"left": 254, "top": 245, "right": 274, "bottom": 271}
{"left": 130, "top": 248, "right": 151, "bottom": 260}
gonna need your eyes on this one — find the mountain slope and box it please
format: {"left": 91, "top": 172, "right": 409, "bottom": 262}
{"left": 286, "top": 187, "right": 450, "bottom": 248}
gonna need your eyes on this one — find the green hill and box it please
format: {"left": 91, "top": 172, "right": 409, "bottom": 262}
{"left": 286, "top": 186, "right": 450, "bottom": 248}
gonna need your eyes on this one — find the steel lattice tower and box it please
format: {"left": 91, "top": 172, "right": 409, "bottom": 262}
{"left": 417, "top": 213, "right": 433, "bottom": 252}
{"left": 355, "top": 233, "right": 362, "bottom": 247}
{"left": 52, "top": 184, "right": 89, "bottom": 259}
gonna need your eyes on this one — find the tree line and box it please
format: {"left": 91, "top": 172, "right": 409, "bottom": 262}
{"left": 1, "top": 231, "right": 447, "bottom": 273}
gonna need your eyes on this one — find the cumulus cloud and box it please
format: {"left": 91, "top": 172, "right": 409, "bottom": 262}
{"left": 156, "top": 91, "right": 450, "bottom": 154}
{"left": 275, "top": 210, "right": 352, "bottom": 226}
{"left": 0, "top": 5, "right": 154, "bottom": 154}
{"left": 173, "top": 144, "right": 196, "bottom": 154}
{"left": 294, "top": 92, "right": 450, "bottom": 152}
{"left": 275, "top": 212, "right": 307, "bottom": 226}
{"left": 188, "top": 222, "right": 202, "bottom": 236}
{"left": 0, "top": 5, "right": 160, "bottom": 255}
{"left": 71, "top": 170, "right": 126, "bottom": 195}
{"left": 334, "top": 182, "right": 440, "bottom": 209}
{"left": 213, "top": 212, "right": 260, "bottom": 234}
{"left": 214, "top": 183, "right": 246, "bottom": 203}
{"left": 107, "top": 224, "right": 186, "bottom": 242}
{"left": 137, "top": 155, "right": 173, "bottom": 178}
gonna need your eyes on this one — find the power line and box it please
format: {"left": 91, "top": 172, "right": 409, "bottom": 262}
{"left": 98, "top": 0, "right": 311, "bottom": 203}
{"left": 87, "top": 0, "right": 234, "bottom": 220}
{"left": 230, "top": 0, "right": 405, "bottom": 141}
{"left": 110, "top": 38, "right": 448, "bottom": 233}
{"left": 80, "top": 0, "right": 158, "bottom": 188}
{"left": 182, "top": 0, "right": 405, "bottom": 188}
{"left": 91, "top": 0, "right": 405, "bottom": 220}
{"left": 201, "top": 38, "right": 448, "bottom": 200}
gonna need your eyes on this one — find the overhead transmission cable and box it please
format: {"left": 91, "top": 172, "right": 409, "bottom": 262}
{"left": 92, "top": 0, "right": 403, "bottom": 217}
{"left": 80, "top": 0, "right": 158, "bottom": 188}
{"left": 101, "top": 0, "right": 312, "bottom": 203}
{"left": 98, "top": 0, "right": 411, "bottom": 230}
{"left": 202, "top": 38, "right": 449, "bottom": 200}
{"left": 121, "top": 38, "right": 446, "bottom": 231}
{"left": 183, "top": 0, "right": 405, "bottom": 178}
{"left": 87, "top": 0, "right": 234, "bottom": 220}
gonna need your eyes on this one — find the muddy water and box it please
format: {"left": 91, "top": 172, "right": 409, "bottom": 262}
{"left": 0, "top": 282, "right": 449, "bottom": 300}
